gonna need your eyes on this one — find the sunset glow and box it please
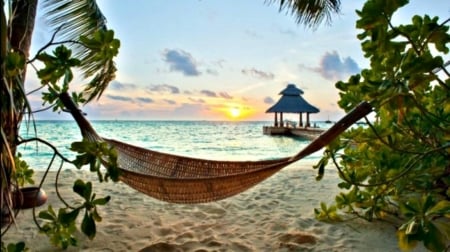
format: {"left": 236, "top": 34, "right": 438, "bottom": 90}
{"left": 229, "top": 107, "right": 241, "bottom": 118}
{"left": 25, "top": 1, "right": 448, "bottom": 121}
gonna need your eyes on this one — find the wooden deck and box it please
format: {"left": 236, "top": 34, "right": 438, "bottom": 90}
{"left": 263, "top": 126, "right": 325, "bottom": 140}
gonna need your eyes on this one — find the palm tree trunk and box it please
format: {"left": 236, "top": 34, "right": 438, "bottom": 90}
{"left": 10, "top": 0, "right": 38, "bottom": 59}
{"left": 1, "top": 0, "right": 38, "bottom": 224}
{"left": 7, "top": 0, "right": 38, "bottom": 145}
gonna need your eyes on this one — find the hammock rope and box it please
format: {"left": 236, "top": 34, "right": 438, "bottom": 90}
{"left": 59, "top": 92, "right": 372, "bottom": 203}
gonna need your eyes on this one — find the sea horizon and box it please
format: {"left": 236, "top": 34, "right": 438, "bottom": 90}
{"left": 25, "top": 119, "right": 335, "bottom": 123}
{"left": 18, "top": 120, "right": 328, "bottom": 171}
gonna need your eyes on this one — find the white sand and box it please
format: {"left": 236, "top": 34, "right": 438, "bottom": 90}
{"left": 2, "top": 162, "right": 426, "bottom": 251}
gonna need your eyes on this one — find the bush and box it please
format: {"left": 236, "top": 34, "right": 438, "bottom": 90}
{"left": 314, "top": 0, "right": 450, "bottom": 251}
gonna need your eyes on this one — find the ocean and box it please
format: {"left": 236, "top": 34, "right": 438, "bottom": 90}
{"left": 17, "top": 120, "right": 329, "bottom": 171}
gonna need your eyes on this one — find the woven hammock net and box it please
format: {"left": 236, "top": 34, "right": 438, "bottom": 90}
{"left": 60, "top": 92, "right": 372, "bottom": 204}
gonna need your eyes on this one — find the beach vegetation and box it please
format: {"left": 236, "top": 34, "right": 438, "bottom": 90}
{"left": 1, "top": 0, "right": 120, "bottom": 250}
{"left": 38, "top": 179, "right": 111, "bottom": 249}
{"left": 314, "top": 0, "right": 450, "bottom": 251}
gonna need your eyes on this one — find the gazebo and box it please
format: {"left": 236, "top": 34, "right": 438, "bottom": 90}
{"left": 266, "top": 83, "right": 319, "bottom": 128}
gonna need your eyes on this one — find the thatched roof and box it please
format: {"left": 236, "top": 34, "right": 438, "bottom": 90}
{"left": 266, "top": 84, "right": 319, "bottom": 113}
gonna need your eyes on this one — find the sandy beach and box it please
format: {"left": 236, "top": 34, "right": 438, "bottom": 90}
{"left": 2, "top": 161, "right": 426, "bottom": 251}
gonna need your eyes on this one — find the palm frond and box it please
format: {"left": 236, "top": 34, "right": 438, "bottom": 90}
{"left": 42, "top": 0, "right": 106, "bottom": 41}
{"left": 269, "top": 0, "right": 341, "bottom": 27}
{"left": 41, "top": 0, "right": 116, "bottom": 102}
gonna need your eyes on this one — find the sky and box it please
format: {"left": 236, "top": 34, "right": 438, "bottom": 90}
{"left": 27, "top": 0, "right": 449, "bottom": 121}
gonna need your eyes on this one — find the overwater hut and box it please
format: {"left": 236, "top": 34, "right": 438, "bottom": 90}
{"left": 266, "top": 83, "right": 319, "bottom": 127}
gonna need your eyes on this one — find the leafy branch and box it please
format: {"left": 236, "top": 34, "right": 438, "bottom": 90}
{"left": 315, "top": 1, "right": 450, "bottom": 251}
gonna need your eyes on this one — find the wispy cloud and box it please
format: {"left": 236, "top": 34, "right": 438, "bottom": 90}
{"left": 162, "top": 49, "right": 201, "bottom": 76}
{"left": 206, "top": 69, "right": 219, "bottom": 75}
{"left": 147, "top": 84, "right": 180, "bottom": 94}
{"left": 136, "top": 97, "right": 154, "bottom": 103}
{"left": 264, "top": 96, "right": 275, "bottom": 104}
{"left": 189, "top": 97, "right": 205, "bottom": 103}
{"left": 109, "top": 80, "right": 138, "bottom": 90}
{"left": 173, "top": 103, "right": 206, "bottom": 117}
{"left": 107, "top": 95, "right": 133, "bottom": 102}
{"left": 301, "top": 51, "right": 361, "bottom": 81}
{"left": 241, "top": 68, "right": 275, "bottom": 80}
{"left": 164, "top": 99, "right": 177, "bottom": 105}
{"left": 212, "top": 59, "right": 225, "bottom": 68}
{"left": 219, "top": 92, "right": 233, "bottom": 99}
{"left": 200, "top": 90, "right": 217, "bottom": 97}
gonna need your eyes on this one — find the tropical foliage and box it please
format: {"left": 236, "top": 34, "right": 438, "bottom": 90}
{"left": 2, "top": 0, "right": 120, "bottom": 250}
{"left": 2, "top": 29, "right": 120, "bottom": 248}
{"left": 313, "top": 0, "right": 450, "bottom": 251}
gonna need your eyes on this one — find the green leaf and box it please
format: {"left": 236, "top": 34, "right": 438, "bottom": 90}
{"left": 81, "top": 212, "right": 96, "bottom": 240}
{"left": 92, "top": 209, "right": 102, "bottom": 222}
{"left": 337, "top": 182, "right": 351, "bottom": 189}
{"left": 59, "top": 209, "right": 80, "bottom": 226}
{"left": 421, "top": 194, "right": 436, "bottom": 213}
{"left": 400, "top": 200, "right": 421, "bottom": 218}
{"left": 423, "top": 222, "right": 448, "bottom": 252}
{"left": 39, "top": 205, "right": 57, "bottom": 221}
{"left": 38, "top": 211, "right": 55, "bottom": 221}
{"left": 73, "top": 179, "right": 92, "bottom": 200}
{"left": 316, "top": 161, "right": 325, "bottom": 181}
{"left": 92, "top": 196, "right": 111, "bottom": 206}
{"left": 426, "top": 200, "right": 450, "bottom": 216}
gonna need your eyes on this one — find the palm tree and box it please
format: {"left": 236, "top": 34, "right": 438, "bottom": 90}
{"left": 1, "top": 0, "right": 341, "bottom": 236}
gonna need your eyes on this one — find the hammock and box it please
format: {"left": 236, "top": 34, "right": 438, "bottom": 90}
{"left": 59, "top": 92, "right": 372, "bottom": 204}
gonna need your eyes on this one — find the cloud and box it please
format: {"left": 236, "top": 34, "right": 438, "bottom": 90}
{"left": 206, "top": 69, "right": 219, "bottom": 75}
{"left": 241, "top": 68, "right": 275, "bottom": 80}
{"left": 264, "top": 97, "right": 275, "bottom": 104}
{"left": 162, "top": 49, "right": 201, "bottom": 76}
{"left": 203, "top": 59, "right": 225, "bottom": 76}
{"left": 307, "top": 51, "right": 361, "bottom": 81}
{"left": 164, "top": 99, "right": 176, "bottom": 105}
{"left": 136, "top": 97, "right": 154, "bottom": 103}
{"left": 109, "top": 81, "right": 126, "bottom": 90}
{"left": 189, "top": 97, "right": 205, "bottom": 103}
{"left": 172, "top": 103, "right": 206, "bottom": 117}
{"left": 109, "top": 80, "right": 138, "bottom": 90}
{"left": 219, "top": 92, "right": 233, "bottom": 99}
{"left": 200, "top": 90, "right": 217, "bottom": 97}
{"left": 212, "top": 59, "right": 226, "bottom": 68}
{"left": 106, "top": 95, "right": 133, "bottom": 102}
{"left": 147, "top": 84, "right": 180, "bottom": 94}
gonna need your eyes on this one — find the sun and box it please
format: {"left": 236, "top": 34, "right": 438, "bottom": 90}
{"left": 229, "top": 107, "right": 241, "bottom": 118}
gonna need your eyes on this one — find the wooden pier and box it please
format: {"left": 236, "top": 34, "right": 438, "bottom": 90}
{"left": 263, "top": 126, "right": 324, "bottom": 140}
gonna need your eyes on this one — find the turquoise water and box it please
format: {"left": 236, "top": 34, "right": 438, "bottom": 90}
{"left": 17, "top": 121, "right": 328, "bottom": 170}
